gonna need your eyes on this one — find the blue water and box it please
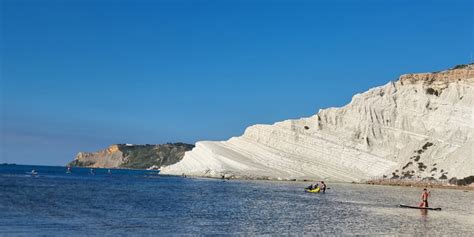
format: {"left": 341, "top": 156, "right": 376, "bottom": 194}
{"left": 1, "top": 165, "right": 473, "bottom": 236}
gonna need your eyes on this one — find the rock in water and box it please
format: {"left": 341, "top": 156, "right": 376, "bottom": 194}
{"left": 161, "top": 64, "right": 474, "bottom": 182}
{"left": 69, "top": 143, "right": 194, "bottom": 169}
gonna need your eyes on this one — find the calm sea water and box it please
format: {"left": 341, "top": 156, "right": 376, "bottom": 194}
{"left": 1, "top": 165, "right": 473, "bottom": 236}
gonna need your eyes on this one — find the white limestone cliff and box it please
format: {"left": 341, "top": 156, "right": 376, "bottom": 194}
{"left": 162, "top": 65, "right": 474, "bottom": 182}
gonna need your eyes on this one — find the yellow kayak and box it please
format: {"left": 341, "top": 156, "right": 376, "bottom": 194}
{"left": 304, "top": 187, "right": 320, "bottom": 193}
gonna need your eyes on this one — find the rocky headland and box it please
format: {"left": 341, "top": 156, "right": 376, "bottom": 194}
{"left": 161, "top": 64, "right": 474, "bottom": 185}
{"left": 68, "top": 143, "right": 194, "bottom": 169}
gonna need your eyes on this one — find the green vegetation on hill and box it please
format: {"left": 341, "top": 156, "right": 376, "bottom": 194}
{"left": 119, "top": 143, "right": 194, "bottom": 169}
{"left": 68, "top": 143, "right": 194, "bottom": 169}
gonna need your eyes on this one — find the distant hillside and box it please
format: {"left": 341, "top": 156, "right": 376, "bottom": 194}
{"left": 68, "top": 143, "right": 194, "bottom": 169}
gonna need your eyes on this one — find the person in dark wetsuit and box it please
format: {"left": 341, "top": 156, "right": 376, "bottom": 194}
{"left": 306, "top": 183, "right": 318, "bottom": 190}
{"left": 320, "top": 181, "right": 327, "bottom": 193}
{"left": 420, "top": 188, "right": 430, "bottom": 207}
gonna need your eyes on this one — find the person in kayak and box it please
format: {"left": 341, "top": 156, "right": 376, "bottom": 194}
{"left": 306, "top": 183, "right": 319, "bottom": 190}
{"left": 420, "top": 188, "right": 430, "bottom": 207}
{"left": 320, "top": 181, "right": 327, "bottom": 193}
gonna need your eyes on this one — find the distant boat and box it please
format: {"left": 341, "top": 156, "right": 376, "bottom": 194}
{"left": 66, "top": 167, "right": 72, "bottom": 174}
{"left": 27, "top": 170, "right": 38, "bottom": 176}
{"left": 147, "top": 165, "right": 161, "bottom": 171}
{"left": 146, "top": 167, "right": 160, "bottom": 176}
{"left": 146, "top": 165, "right": 160, "bottom": 176}
{"left": 147, "top": 171, "right": 160, "bottom": 176}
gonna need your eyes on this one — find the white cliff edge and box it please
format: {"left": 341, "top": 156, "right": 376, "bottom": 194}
{"left": 162, "top": 65, "right": 474, "bottom": 182}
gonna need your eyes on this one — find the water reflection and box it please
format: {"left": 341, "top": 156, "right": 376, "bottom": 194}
{"left": 420, "top": 209, "right": 428, "bottom": 220}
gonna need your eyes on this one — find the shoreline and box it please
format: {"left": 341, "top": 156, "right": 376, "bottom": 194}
{"left": 164, "top": 174, "right": 474, "bottom": 191}
{"left": 364, "top": 179, "right": 474, "bottom": 191}
{"left": 4, "top": 164, "right": 473, "bottom": 191}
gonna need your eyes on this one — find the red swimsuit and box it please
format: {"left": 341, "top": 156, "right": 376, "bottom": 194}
{"left": 421, "top": 191, "right": 429, "bottom": 207}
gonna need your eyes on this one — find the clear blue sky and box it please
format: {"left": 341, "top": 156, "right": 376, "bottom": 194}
{"left": 1, "top": 0, "right": 473, "bottom": 165}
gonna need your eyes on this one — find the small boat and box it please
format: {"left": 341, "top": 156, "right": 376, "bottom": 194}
{"left": 399, "top": 204, "right": 441, "bottom": 211}
{"left": 304, "top": 187, "right": 321, "bottom": 193}
{"left": 147, "top": 171, "right": 160, "bottom": 176}
{"left": 147, "top": 165, "right": 160, "bottom": 171}
{"left": 27, "top": 170, "right": 38, "bottom": 176}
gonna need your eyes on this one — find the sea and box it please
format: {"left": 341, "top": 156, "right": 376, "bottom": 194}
{"left": 1, "top": 165, "right": 473, "bottom": 236}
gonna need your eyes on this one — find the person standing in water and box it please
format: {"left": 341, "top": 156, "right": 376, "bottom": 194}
{"left": 320, "top": 181, "right": 327, "bottom": 193}
{"left": 420, "top": 188, "right": 430, "bottom": 207}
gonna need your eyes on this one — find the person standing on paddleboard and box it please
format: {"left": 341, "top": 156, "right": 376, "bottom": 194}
{"left": 420, "top": 188, "right": 430, "bottom": 208}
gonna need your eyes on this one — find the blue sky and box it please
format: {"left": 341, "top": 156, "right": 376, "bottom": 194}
{"left": 1, "top": 0, "right": 473, "bottom": 165}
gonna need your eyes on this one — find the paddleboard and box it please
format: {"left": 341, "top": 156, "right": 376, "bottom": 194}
{"left": 399, "top": 204, "right": 441, "bottom": 211}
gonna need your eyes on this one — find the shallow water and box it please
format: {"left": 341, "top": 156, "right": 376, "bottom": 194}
{"left": 1, "top": 165, "right": 473, "bottom": 235}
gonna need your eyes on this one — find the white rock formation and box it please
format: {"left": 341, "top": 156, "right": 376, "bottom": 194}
{"left": 162, "top": 65, "right": 474, "bottom": 182}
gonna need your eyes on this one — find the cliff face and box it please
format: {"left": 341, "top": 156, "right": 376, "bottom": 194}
{"left": 69, "top": 143, "right": 194, "bottom": 169}
{"left": 161, "top": 64, "right": 474, "bottom": 182}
